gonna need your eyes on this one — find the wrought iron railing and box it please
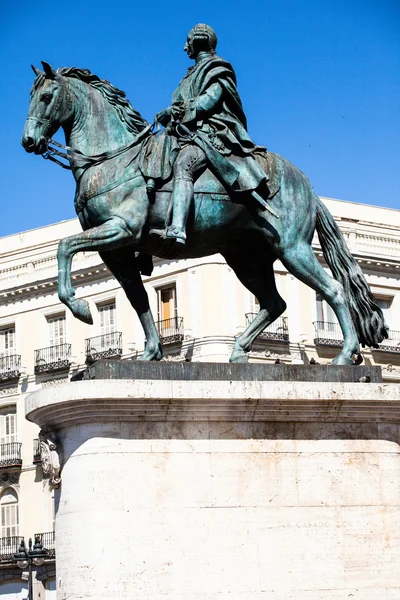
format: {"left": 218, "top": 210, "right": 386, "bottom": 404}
{"left": 0, "top": 442, "right": 22, "bottom": 468}
{"left": 85, "top": 331, "right": 122, "bottom": 363}
{"left": 33, "top": 438, "right": 41, "bottom": 463}
{"left": 155, "top": 317, "right": 184, "bottom": 344}
{"left": 0, "top": 536, "right": 23, "bottom": 561}
{"left": 245, "top": 314, "right": 289, "bottom": 342}
{"left": 34, "top": 531, "right": 55, "bottom": 558}
{"left": 0, "top": 355, "right": 21, "bottom": 380}
{"left": 313, "top": 321, "right": 343, "bottom": 347}
{"left": 375, "top": 330, "right": 400, "bottom": 353}
{"left": 34, "top": 343, "right": 71, "bottom": 374}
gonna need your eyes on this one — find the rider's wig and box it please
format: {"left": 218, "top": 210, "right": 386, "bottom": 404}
{"left": 190, "top": 24, "right": 218, "bottom": 54}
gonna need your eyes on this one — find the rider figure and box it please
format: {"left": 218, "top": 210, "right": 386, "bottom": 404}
{"left": 149, "top": 23, "right": 269, "bottom": 245}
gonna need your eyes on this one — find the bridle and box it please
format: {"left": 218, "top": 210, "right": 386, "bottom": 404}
{"left": 42, "top": 123, "right": 156, "bottom": 170}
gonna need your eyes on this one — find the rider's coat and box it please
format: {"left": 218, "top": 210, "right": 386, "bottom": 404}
{"left": 141, "top": 53, "right": 268, "bottom": 193}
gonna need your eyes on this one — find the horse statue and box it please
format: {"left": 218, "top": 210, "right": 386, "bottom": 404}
{"left": 21, "top": 61, "right": 388, "bottom": 364}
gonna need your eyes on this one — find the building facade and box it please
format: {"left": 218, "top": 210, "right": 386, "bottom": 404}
{"left": 0, "top": 197, "right": 399, "bottom": 598}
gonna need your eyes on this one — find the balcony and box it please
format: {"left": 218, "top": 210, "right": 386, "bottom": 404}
{"left": 0, "top": 355, "right": 21, "bottom": 381}
{"left": 34, "top": 531, "right": 55, "bottom": 558}
{"left": 245, "top": 314, "right": 289, "bottom": 342}
{"left": 0, "top": 536, "right": 23, "bottom": 562}
{"left": 0, "top": 443, "right": 22, "bottom": 468}
{"left": 33, "top": 438, "right": 41, "bottom": 464}
{"left": 313, "top": 321, "right": 343, "bottom": 347}
{"left": 375, "top": 330, "right": 400, "bottom": 353}
{"left": 34, "top": 343, "right": 71, "bottom": 374}
{"left": 85, "top": 331, "right": 122, "bottom": 363}
{"left": 156, "top": 317, "right": 184, "bottom": 344}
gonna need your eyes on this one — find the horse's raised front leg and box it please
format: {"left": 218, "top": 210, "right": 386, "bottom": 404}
{"left": 57, "top": 217, "right": 132, "bottom": 324}
{"left": 223, "top": 252, "right": 286, "bottom": 363}
{"left": 100, "top": 249, "right": 163, "bottom": 361}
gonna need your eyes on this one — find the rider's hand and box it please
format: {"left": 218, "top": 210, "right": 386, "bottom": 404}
{"left": 171, "top": 102, "right": 185, "bottom": 121}
{"left": 155, "top": 107, "right": 172, "bottom": 127}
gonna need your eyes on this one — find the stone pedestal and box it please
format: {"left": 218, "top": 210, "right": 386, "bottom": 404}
{"left": 26, "top": 378, "right": 400, "bottom": 600}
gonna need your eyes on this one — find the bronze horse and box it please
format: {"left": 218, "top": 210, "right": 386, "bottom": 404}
{"left": 21, "top": 62, "right": 387, "bottom": 364}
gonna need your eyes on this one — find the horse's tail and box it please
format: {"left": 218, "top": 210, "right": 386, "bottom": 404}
{"left": 315, "top": 197, "right": 388, "bottom": 347}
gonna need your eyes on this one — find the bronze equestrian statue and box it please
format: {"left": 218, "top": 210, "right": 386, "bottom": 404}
{"left": 21, "top": 24, "right": 388, "bottom": 365}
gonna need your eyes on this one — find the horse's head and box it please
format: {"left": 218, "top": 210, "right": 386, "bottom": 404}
{"left": 22, "top": 61, "right": 73, "bottom": 155}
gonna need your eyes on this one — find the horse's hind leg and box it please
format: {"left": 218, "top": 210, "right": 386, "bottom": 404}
{"left": 281, "top": 242, "right": 359, "bottom": 365}
{"left": 223, "top": 252, "right": 286, "bottom": 363}
{"left": 100, "top": 248, "right": 163, "bottom": 361}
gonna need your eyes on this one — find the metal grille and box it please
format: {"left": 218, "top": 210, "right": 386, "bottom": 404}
{"left": 0, "top": 536, "right": 23, "bottom": 561}
{"left": 0, "top": 355, "right": 21, "bottom": 380}
{"left": 375, "top": 330, "right": 400, "bottom": 353}
{"left": 155, "top": 317, "right": 184, "bottom": 344}
{"left": 85, "top": 332, "right": 122, "bottom": 363}
{"left": 0, "top": 443, "right": 22, "bottom": 468}
{"left": 34, "top": 531, "right": 55, "bottom": 558}
{"left": 34, "top": 343, "right": 71, "bottom": 374}
{"left": 245, "top": 314, "right": 289, "bottom": 342}
{"left": 313, "top": 321, "right": 343, "bottom": 347}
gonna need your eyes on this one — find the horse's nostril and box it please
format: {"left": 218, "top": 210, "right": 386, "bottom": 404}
{"left": 22, "top": 136, "right": 35, "bottom": 150}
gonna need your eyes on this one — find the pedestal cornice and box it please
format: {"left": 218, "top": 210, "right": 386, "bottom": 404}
{"left": 26, "top": 379, "right": 400, "bottom": 429}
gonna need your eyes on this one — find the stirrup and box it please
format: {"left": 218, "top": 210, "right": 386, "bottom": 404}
{"left": 165, "top": 226, "right": 186, "bottom": 245}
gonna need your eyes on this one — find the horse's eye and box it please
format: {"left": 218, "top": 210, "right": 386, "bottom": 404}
{"left": 41, "top": 94, "right": 53, "bottom": 104}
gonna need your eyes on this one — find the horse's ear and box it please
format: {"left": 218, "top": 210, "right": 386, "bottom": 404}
{"left": 31, "top": 64, "right": 42, "bottom": 77}
{"left": 41, "top": 61, "right": 57, "bottom": 79}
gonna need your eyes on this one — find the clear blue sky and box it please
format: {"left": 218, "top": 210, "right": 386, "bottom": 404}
{"left": 1, "top": 0, "right": 399, "bottom": 236}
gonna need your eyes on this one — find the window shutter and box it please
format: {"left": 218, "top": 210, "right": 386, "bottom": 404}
{"left": 0, "top": 328, "right": 16, "bottom": 357}
{"left": 99, "top": 304, "right": 116, "bottom": 335}
{"left": 1, "top": 490, "right": 19, "bottom": 537}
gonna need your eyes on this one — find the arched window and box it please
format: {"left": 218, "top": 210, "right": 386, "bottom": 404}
{"left": 1, "top": 488, "right": 19, "bottom": 537}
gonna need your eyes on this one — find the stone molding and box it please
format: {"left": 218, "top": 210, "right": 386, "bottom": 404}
{"left": 25, "top": 380, "right": 400, "bottom": 429}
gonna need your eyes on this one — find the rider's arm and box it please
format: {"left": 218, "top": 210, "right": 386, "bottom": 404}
{"left": 182, "top": 82, "right": 223, "bottom": 123}
{"left": 155, "top": 106, "right": 172, "bottom": 126}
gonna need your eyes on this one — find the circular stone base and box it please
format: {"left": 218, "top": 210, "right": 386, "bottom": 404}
{"left": 26, "top": 380, "right": 400, "bottom": 600}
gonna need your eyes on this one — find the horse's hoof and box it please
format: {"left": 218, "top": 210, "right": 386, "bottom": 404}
{"left": 137, "top": 347, "right": 163, "bottom": 361}
{"left": 332, "top": 354, "right": 354, "bottom": 366}
{"left": 71, "top": 299, "right": 93, "bottom": 325}
{"left": 229, "top": 350, "right": 249, "bottom": 363}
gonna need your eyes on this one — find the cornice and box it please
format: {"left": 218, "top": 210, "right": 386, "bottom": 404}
{"left": 0, "top": 264, "right": 112, "bottom": 304}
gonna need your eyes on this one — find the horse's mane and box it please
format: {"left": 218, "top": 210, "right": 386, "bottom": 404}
{"left": 32, "top": 67, "right": 148, "bottom": 134}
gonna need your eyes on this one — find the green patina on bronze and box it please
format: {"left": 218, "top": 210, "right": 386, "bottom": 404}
{"left": 22, "top": 25, "right": 388, "bottom": 365}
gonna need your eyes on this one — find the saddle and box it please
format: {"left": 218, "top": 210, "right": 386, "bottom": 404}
{"left": 153, "top": 150, "right": 283, "bottom": 201}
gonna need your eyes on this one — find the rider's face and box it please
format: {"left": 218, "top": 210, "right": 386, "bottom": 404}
{"left": 184, "top": 32, "right": 196, "bottom": 59}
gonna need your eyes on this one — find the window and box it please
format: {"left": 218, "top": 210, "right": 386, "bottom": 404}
{"left": 0, "top": 407, "right": 17, "bottom": 446}
{"left": 376, "top": 298, "right": 391, "bottom": 328}
{"left": 155, "top": 285, "right": 182, "bottom": 342}
{"left": 0, "top": 327, "right": 15, "bottom": 357}
{"left": 99, "top": 303, "right": 116, "bottom": 335}
{"left": 316, "top": 293, "right": 337, "bottom": 324}
{"left": 47, "top": 315, "right": 66, "bottom": 346}
{"left": 0, "top": 489, "right": 19, "bottom": 537}
{"left": 157, "top": 286, "right": 177, "bottom": 322}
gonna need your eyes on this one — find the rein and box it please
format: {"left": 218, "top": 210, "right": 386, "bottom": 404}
{"left": 42, "top": 122, "right": 157, "bottom": 170}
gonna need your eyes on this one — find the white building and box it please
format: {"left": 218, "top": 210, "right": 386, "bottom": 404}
{"left": 0, "top": 197, "right": 399, "bottom": 598}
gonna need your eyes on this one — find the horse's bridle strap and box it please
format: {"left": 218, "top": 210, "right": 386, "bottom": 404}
{"left": 42, "top": 122, "right": 156, "bottom": 170}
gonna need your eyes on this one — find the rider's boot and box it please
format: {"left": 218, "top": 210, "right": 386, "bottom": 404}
{"left": 165, "top": 178, "right": 192, "bottom": 245}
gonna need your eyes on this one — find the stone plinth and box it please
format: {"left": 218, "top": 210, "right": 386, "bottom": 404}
{"left": 26, "top": 379, "right": 400, "bottom": 600}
